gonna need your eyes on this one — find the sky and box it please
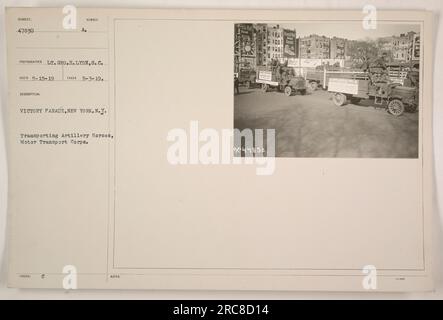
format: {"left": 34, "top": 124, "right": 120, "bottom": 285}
{"left": 277, "top": 22, "right": 420, "bottom": 40}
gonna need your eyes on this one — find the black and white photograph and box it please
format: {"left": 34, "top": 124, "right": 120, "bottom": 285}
{"left": 234, "top": 23, "right": 421, "bottom": 158}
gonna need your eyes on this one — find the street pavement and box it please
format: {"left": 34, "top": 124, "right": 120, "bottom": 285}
{"left": 234, "top": 87, "right": 419, "bottom": 158}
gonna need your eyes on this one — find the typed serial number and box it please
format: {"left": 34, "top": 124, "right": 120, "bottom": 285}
{"left": 217, "top": 304, "right": 269, "bottom": 316}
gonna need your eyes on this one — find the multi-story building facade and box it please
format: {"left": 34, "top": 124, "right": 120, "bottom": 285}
{"left": 299, "top": 34, "right": 330, "bottom": 59}
{"left": 234, "top": 24, "right": 257, "bottom": 72}
{"left": 412, "top": 33, "right": 420, "bottom": 61}
{"left": 255, "top": 24, "right": 268, "bottom": 67}
{"left": 267, "top": 25, "right": 284, "bottom": 61}
{"left": 391, "top": 31, "right": 416, "bottom": 62}
{"left": 330, "top": 37, "right": 347, "bottom": 59}
{"left": 254, "top": 24, "right": 296, "bottom": 66}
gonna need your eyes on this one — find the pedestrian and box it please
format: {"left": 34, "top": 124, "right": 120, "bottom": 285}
{"left": 234, "top": 74, "right": 240, "bottom": 95}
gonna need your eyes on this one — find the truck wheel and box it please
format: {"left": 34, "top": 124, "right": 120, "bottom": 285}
{"left": 332, "top": 93, "right": 347, "bottom": 106}
{"left": 309, "top": 81, "right": 318, "bottom": 91}
{"left": 284, "top": 86, "right": 292, "bottom": 96}
{"left": 261, "top": 84, "right": 269, "bottom": 92}
{"left": 388, "top": 99, "right": 405, "bottom": 116}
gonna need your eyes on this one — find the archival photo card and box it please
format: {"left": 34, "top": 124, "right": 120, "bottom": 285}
{"left": 5, "top": 8, "right": 433, "bottom": 292}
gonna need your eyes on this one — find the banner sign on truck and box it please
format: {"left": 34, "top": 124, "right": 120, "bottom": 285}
{"left": 258, "top": 70, "right": 273, "bottom": 81}
{"left": 327, "top": 78, "right": 359, "bottom": 95}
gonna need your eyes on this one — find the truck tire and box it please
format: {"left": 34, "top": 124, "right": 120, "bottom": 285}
{"left": 388, "top": 99, "right": 405, "bottom": 116}
{"left": 332, "top": 93, "right": 347, "bottom": 106}
{"left": 309, "top": 81, "right": 318, "bottom": 91}
{"left": 284, "top": 86, "right": 292, "bottom": 96}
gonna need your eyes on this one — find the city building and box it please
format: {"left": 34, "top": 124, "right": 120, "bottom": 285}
{"left": 241, "top": 24, "right": 296, "bottom": 67}
{"left": 412, "top": 33, "right": 420, "bottom": 61}
{"left": 267, "top": 25, "right": 284, "bottom": 61}
{"left": 234, "top": 23, "right": 418, "bottom": 71}
{"left": 299, "top": 34, "right": 330, "bottom": 59}
{"left": 234, "top": 24, "right": 257, "bottom": 72}
{"left": 255, "top": 24, "right": 268, "bottom": 67}
{"left": 391, "top": 31, "right": 416, "bottom": 62}
{"left": 330, "top": 37, "right": 348, "bottom": 59}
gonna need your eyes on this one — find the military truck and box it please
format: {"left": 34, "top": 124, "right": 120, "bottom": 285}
{"left": 328, "top": 66, "right": 418, "bottom": 116}
{"left": 256, "top": 63, "right": 307, "bottom": 96}
{"left": 237, "top": 68, "right": 257, "bottom": 88}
